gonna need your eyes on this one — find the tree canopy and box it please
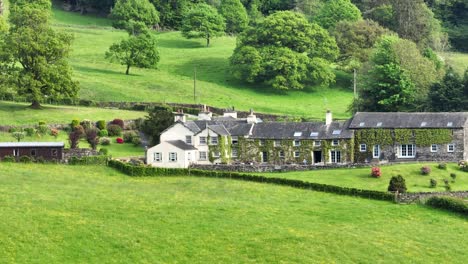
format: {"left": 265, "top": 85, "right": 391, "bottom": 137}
{"left": 181, "top": 3, "right": 225, "bottom": 47}
{"left": 141, "top": 106, "right": 174, "bottom": 145}
{"left": 428, "top": 68, "right": 468, "bottom": 112}
{"left": 111, "top": 0, "right": 160, "bottom": 29}
{"left": 0, "top": 1, "right": 78, "bottom": 108}
{"left": 313, "top": 0, "right": 362, "bottom": 30}
{"left": 219, "top": 0, "right": 249, "bottom": 34}
{"left": 230, "top": 11, "right": 338, "bottom": 91}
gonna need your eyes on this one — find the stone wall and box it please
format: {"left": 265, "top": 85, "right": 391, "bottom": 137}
{"left": 396, "top": 191, "right": 468, "bottom": 204}
{"left": 63, "top": 149, "right": 99, "bottom": 160}
{"left": 191, "top": 163, "right": 373, "bottom": 173}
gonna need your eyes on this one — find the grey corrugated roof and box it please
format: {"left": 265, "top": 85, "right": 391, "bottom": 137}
{"left": 0, "top": 142, "right": 65, "bottom": 148}
{"left": 251, "top": 121, "right": 353, "bottom": 139}
{"left": 166, "top": 140, "right": 198, "bottom": 150}
{"left": 349, "top": 112, "right": 468, "bottom": 129}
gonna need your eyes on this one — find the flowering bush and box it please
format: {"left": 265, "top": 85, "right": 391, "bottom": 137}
{"left": 100, "top": 137, "right": 111, "bottom": 145}
{"left": 371, "top": 167, "right": 381, "bottom": 178}
{"left": 50, "top": 128, "right": 59, "bottom": 138}
{"left": 116, "top": 137, "right": 124, "bottom": 144}
{"left": 111, "top": 118, "right": 125, "bottom": 129}
{"left": 421, "top": 166, "right": 431, "bottom": 175}
{"left": 459, "top": 160, "right": 468, "bottom": 172}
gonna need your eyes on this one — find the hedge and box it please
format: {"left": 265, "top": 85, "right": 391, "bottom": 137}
{"left": 107, "top": 160, "right": 395, "bottom": 202}
{"left": 69, "top": 155, "right": 109, "bottom": 165}
{"left": 425, "top": 196, "right": 468, "bottom": 216}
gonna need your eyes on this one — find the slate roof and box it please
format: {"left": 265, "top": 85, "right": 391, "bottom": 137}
{"left": 251, "top": 120, "right": 353, "bottom": 139}
{"left": 184, "top": 120, "right": 253, "bottom": 136}
{"left": 349, "top": 112, "right": 468, "bottom": 129}
{"left": 0, "top": 142, "right": 65, "bottom": 148}
{"left": 166, "top": 140, "right": 197, "bottom": 150}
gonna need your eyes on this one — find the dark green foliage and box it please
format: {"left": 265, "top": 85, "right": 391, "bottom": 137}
{"left": 71, "top": 119, "right": 80, "bottom": 129}
{"left": 98, "top": 129, "right": 109, "bottom": 137}
{"left": 429, "top": 68, "right": 467, "bottom": 111}
{"left": 181, "top": 3, "right": 225, "bottom": 47}
{"left": 99, "top": 148, "right": 109, "bottom": 155}
{"left": 2, "top": 155, "right": 16, "bottom": 162}
{"left": 219, "top": 0, "right": 249, "bottom": 34}
{"left": 429, "top": 178, "right": 437, "bottom": 188}
{"left": 438, "top": 163, "right": 447, "bottom": 170}
{"left": 150, "top": 0, "right": 190, "bottom": 29}
{"left": 96, "top": 120, "right": 107, "bottom": 130}
{"left": 450, "top": 173, "right": 457, "bottom": 182}
{"left": 107, "top": 124, "right": 123, "bottom": 137}
{"left": 111, "top": 0, "right": 159, "bottom": 29}
{"left": 230, "top": 11, "right": 338, "bottom": 91}
{"left": 36, "top": 124, "right": 49, "bottom": 136}
{"left": 132, "top": 136, "right": 142, "bottom": 146}
{"left": 141, "top": 106, "right": 173, "bottom": 145}
{"left": 24, "top": 127, "right": 36, "bottom": 137}
{"left": 426, "top": 196, "right": 468, "bottom": 216}
{"left": 69, "top": 155, "right": 109, "bottom": 165}
{"left": 388, "top": 175, "right": 407, "bottom": 193}
{"left": 313, "top": 0, "right": 361, "bottom": 30}
{"left": 11, "top": 131, "right": 25, "bottom": 142}
{"left": 19, "top": 155, "right": 32, "bottom": 163}
{"left": 123, "top": 130, "right": 138, "bottom": 142}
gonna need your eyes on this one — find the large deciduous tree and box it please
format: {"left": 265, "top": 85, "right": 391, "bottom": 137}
{"left": 230, "top": 11, "right": 338, "bottom": 91}
{"left": 150, "top": 0, "right": 189, "bottom": 29}
{"left": 428, "top": 68, "right": 468, "bottom": 112}
{"left": 313, "top": 0, "right": 362, "bottom": 30}
{"left": 0, "top": 1, "right": 78, "bottom": 109}
{"left": 181, "top": 3, "right": 225, "bottom": 47}
{"left": 141, "top": 106, "right": 174, "bottom": 145}
{"left": 111, "top": 0, "right": 160, "bottom": 29}
{"left": 219, "top": 0, "right": 249, "bottom": 34}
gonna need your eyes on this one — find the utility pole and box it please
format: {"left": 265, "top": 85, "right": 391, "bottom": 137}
{"left": 193, "top": 66, "right": 197, "bottom": 103}
{"left": 353, "top": 68, "right": 357, "bottom": 99}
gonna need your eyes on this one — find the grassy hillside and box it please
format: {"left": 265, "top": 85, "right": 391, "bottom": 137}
{"left": 50, "top": 7, "right": 354, "bottom": 120}
{"left": 0, "top": 163, "right": 467, "bottom": 263}
{"left": 258, "top": 163, "right": 468, "bottom": 192}
{"left": 440, "top": 52, "right": 468, "bottom": 74}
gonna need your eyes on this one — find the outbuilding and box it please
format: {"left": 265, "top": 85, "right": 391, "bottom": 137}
{"left": 0, "top": 142, "right": 64, "bottom": 161}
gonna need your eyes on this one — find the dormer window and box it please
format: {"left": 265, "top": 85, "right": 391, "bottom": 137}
{"left": 294, "top": 132, "right": 302, "bottom": 137}
{"left": 332, "top": 130, "right": 341, "bottom": 135}
{"left": 310, "top": 132, "right": 319, "bottom": 137}
{"left": 421, "top": 122, "right": 427, "bottom": 127}
{"left": 293, "top": 140, "right": 301, "bottom": 147}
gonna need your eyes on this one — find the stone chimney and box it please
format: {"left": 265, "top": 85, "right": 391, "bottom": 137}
{"left": 223, "top": 107, "right": 237, "bottom": 119}
{"left": 174, "top": 109, "right": 186, "bottom": 123}
{"left": 198, "top": 104, "right": 212, "bottom": 120}
{"left": 247, "top": 109, "right": 258, "bottom": 124}
{"left": 325, "top": 110, "right": 332, "bottom": 125}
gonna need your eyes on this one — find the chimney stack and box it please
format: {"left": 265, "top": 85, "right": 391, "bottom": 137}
{"left": 198, "top": 104, "right": 212, "bottom": 120}
{"left": 325, "top": 110, "right": 332, "bottom": 125}
{"left": 223, "top": 107, "right": 237, "bottom": 119}
{"left": 174, "top": 109, "right": 186, "bottom": 123}
{"left": 247, "top": 109, "right": 258, "bottom": 124}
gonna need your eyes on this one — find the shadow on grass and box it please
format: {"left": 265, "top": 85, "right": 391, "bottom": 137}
{"left": 74, "top": 65, "right": 143, "bottom": 77}
{"left": 157, "top": 37, "right": 205, "bottom": 49}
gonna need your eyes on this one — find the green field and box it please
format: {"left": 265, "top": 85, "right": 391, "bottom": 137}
{"left": 0, "top": 101, "right": 146, "bottom": 125}
{"left": 0, "top": 163, "right": 467, "bottom": 263}
{"left": 439, "top": 52, "right": 468, "bottom": 74}
{"left": 49, "top": 7, "right": 354, "bottom": 120}
{"left": 258, "top": 163, "right": 468, "bottom": 192}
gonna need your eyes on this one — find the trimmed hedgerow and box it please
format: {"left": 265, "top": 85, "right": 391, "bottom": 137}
{"left": 107, "top": 160, "right": 394, "bottom": 202}
{"left": 69, "top": 155, "right": 109, "bottom": 165}
{"left": 425, "top": 196, "right": 468, "bottom": 216}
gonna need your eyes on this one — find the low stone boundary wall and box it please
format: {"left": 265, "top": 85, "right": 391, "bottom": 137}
{"left": 64, "top": 149, "right": 99, "bottom": 160}
{"left": 191, "top": 163, "right": 379, "bottom": 173}
{"left": 397, "top": 191, "right": 468, "bottom": 204}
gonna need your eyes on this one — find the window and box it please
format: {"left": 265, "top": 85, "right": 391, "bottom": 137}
{"left": 279, "top": 151, "right": 285, "bottom": 158}
{"left": 185, "top": 136, "right": 192, "bottom": 145}
{"left": 399, "top": 145, "right": 415, "bottom": 158}
{"left": 294, "top": 151, "right": 300, "bottom": 158}
{"left": 373, "top": 145, "right": 380, "bottom": 158}
{"left": 332, "top": 140, "right": 339, "bottom": 146}
{"left": 232, "top": 148, "right": 238, "bottom": 158}
{"left": 447, "top": 144, "right": 455, "bottom": 152}
{"left": 154, "top": 152, "right": 162, "bottom": 162}
{"left": 431, "top": 144, "right": 438, "bottom": 152}
{"left": 314, "top": 140, "right": 321, "bottom": 147}
{"left": 51, "top": 149, "right": 58, "bottom": 157}
{"left": 332, "top": 130, "right": 341, "bottom": 135}
{"left": 360, "top": 144, "right": 367, "bottom": 152}
{"left": 213, "top": 151, "right": 220, "bottom": 158}
{"left": 310, "top": 132, "right": 319, "bottom": 137}
{"left": 169, "top": 152, "right": 177, "bottom": 162}
{"left": 13, "top": 149, "right": 19, "bottom": 157}
{"left": 294, "top": 132, "right": 302, "bottom": 137}
{"left": 231, "top": 136, "right": 238, "bottom": 145}
{"left": 199, "top": 137, "right": 207, "bottom": 145}
{"left": 199, "top": 151, "right": 207, "bottom": 161}
{"left": 293, "top": 140, "right": 301, "bottom": 146}
{"left": 274, "top": 140, "right": 282, "bottom": 147}
{"left": 210, "top": 136, "right": 218, "bottom": 145}
{"left": 30, "top": 149, "right": 36, "bottom": 156}
{"left": 330, "top": 150, "right": 341, "bottom": 163}
{"left": 259, "top": 139, "right": 265, "bottom": 146}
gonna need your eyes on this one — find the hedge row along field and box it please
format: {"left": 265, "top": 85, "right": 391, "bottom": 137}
{"left": 107, "top": 160, "right": 395, "bottom": 202}
{"left": 425, "top": 196, "right": 468, "bottom": 216}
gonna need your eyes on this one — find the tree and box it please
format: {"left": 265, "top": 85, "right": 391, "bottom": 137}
{"left": 428, "top": 68, "right": 467, "bottom": 112}
{"left": 86, "top": 128, "right": 99, "bottom": 150}
{"left": 0, "top": 1, "right": 78, "bottom": 109}
{"left": 141, "top": 106, "right": 174, "bottom": 145}
{"left": 181, "top": 3, "right": 225, "bottom": 47}
{"left": 388, "top": 175, "right": 407, "bottom": 193}
{"left": 12, "top": 132, "right": 25, "bottom": 142}
{"left": 150, "top": 0, "right": 190, "bottom": 29}
{"left": 219, "top": 0, "right": 249, "bottom": 34}
{"left": 230, "top": 11, "right": 338, "bottom": 91}
{"left": 111, "top": 0, "right": 160, "bottom": 29}
{"left": 106, "top": 24, "right": 160, "bottom": 75}
{"left": 313, "top": 0, "right": 362, "bottom": 30}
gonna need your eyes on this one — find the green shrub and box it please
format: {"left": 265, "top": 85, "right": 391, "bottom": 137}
{"left": 426, "top": 196, "right": 468, "bottom": 216}
{"left": 96, "top": 120, "right": 107, "bottom": 130}
{"left": 100, "top": 137, "right": 111, "bottom": 145}
{"left": 132, "top": 136, "right": 142, "bottom": 146}
{"left": 19, "top": 156, "right": 32, "bottom": 163}
{"left": 123, "top": 131, "right": 138, "bottom": 142}
{"left": 36, "top": 124, "right": 49, "bottom": 135}
{"left": 12, "top": 132, "right": 26, "bottom": 142}
{"left": 69, "top": 155, "right": 109, "bottom": 165}
{"left": 24, "top": 127, "right": 36, "bottom": 137}
{"left": 99, "top": 148, "right": 109, "bottom": 155}
{"left": 388, "top": 175, "right": 407, "bottom": 193}
{"left": 421, "top": 166, "right": 431, "bottom": 175}
{"left": 429, "top": 178, "right": 437, "bottom": 188}
{"left": 80, "top": 119, "right": 93, "bottom": 130}
{"left": 35, "top": 156, "right": 46, "bottom": 164}
{"left": 38, "top": 121, "right": 46, "bottom": 126}
{"left": 450, "top": 173, "right": 457, "bottom": 182}
{"left": 8, "top": 127, "right": 18, "bottom": 133}
{"left": 71, "top": 119, "right": 80, "bottom": 129}
{"left": 438, "top": 163, "right": 447, "bottom": 170}
{"left": 2, "top": 155, "right": 16, "bottom": 162}
{"left": 98, "top": 129, "right": 109, "bottom": 137}
{"left": 107, "top": 124, "right": 122, "bottom": 136}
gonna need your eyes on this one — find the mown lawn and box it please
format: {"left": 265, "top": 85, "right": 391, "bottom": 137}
{"left": 0, "top": 163, "right": 466, "bottom": 263}
{"left": 50, "top": 7, "right": 354, "bottom": 120}
{"left": 257, "top": 163, "right": 468, "bottom": 192}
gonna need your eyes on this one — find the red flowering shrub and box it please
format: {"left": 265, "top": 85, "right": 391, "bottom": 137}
{"left": 116, "top": 137, "right": 124, "bottom": 144}
{"left": 371, "top": 167, "right": 381, "bottom": 178}
{"left": 111, "top": 119, "right": 125, "bottom": 129}
{"left": 421, "top": 166, "right": 431, "bottom": 175}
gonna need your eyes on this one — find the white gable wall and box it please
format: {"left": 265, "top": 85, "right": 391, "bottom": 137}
{"left": 146, "top": 141, "right": 195, "bottom": 168}
{"left": 160, "top": 123, "right": 194, "bottom": 143}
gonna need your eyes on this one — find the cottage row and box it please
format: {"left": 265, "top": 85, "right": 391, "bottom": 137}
{"left": 146, "top": 109, "right": 468, "bottom": 168}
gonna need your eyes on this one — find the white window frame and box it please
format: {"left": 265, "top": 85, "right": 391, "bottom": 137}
{"left": 330, "top": 150, "right": 341, "bottom": 163}
{"left": 199, "top": 151, "right": 207, "bottom": 161}
{"left": 154, "top": 152, "right": 162, "bottom": 162}
{"left": 279, "top": 151, "right": 285, "bottom": 158}
{"left": 360, "top": 144, "right": 367, "bottom": 152}
{"left": 293, "top": 140, "right": 301, "bottom": 147}
{"left": 274, "top": 140, "right": 282, "bottom": 147}
{"left": 332, "top": 140, "right": 339, "bottom": 146}
{"left": 213, "top": 151, "right": 220, "bottom": 158}
{"left": 430, "top": 144, "right": 438, "bottom": 152}
{"left": 169, "top": 152, "right": 177, "bottom": 162}
{"left": 259, "top": 139, "right": 265, "bottom": 146}
{"left": 314, "top": 140, "right": 321, "bottom": 147}
{"left": 13, "top": 149, "right": 19, "bottom": 157}
{"left": 185, "top": 135, "right": 192, "bottom": 145}
{"left": 199, "top": 136, "right": 207, "bottom": 145}
{"left": 373, "top": 145, "right": 380, "bottom": 158}
{"left": 447, "top": 144, "right": 455, "bottom": 153}
{"left": 399, "top": 144, "right": 416, "bottom": 158}
{"left": 231, "top": 136, "right": 238, "bottom": 145}
{"left": 294, "top": 151, "right": 300, "bottom": 158}
{"left": 231, "top": 148, "right": 238, "bottom": 158}
{"left": 210, "top": 136, "right": 218, "bottom": 145}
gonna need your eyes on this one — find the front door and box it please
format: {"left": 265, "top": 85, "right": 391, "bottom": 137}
{"left": 313, "top": 151, "right": 322, "bottom": 164}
